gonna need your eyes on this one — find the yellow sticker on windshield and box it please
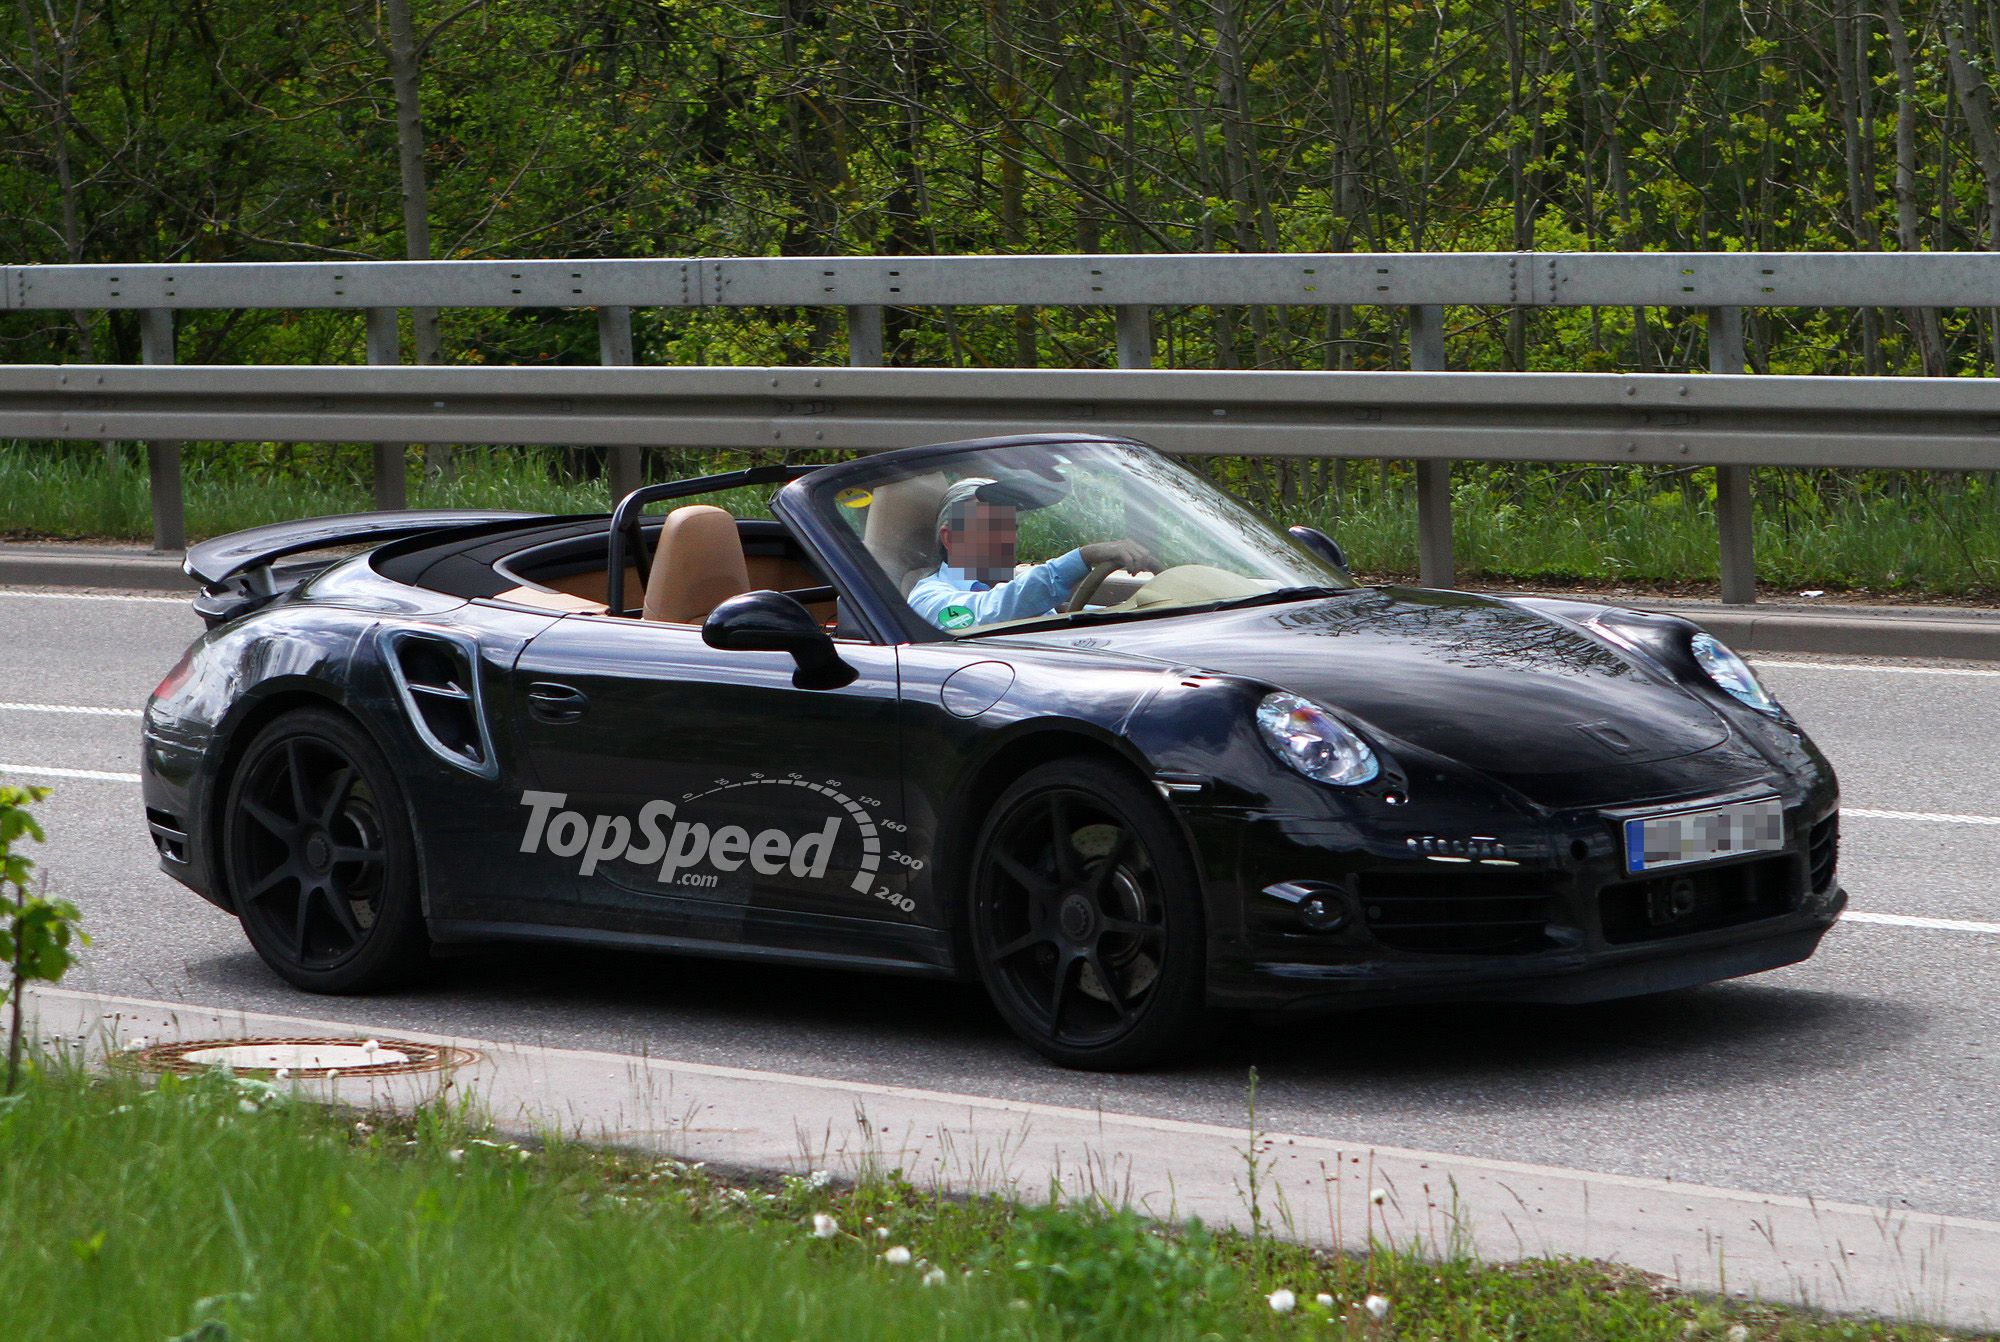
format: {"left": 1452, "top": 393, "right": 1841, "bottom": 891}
{"left": 836, "top": 487, "right": 874, "bottom": 509}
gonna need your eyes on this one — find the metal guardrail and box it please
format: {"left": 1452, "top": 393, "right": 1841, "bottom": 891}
{"left": 8, "top": 251, "right": 2000, "bottom": 602}
{"left": 12, "top": 251, "right": 2000, "bottom": 309}
{"left": 7, "top": 364, "right": 1994, "bottom": 469}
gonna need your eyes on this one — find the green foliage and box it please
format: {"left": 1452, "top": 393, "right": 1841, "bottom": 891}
{"left": 3, "top": 0, "right": 2000, "bottom": 379}
{"left": 2, "top": 784, "right": 87, "bottom": 1094}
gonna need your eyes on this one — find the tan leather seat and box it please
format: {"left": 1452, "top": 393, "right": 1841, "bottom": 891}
{"left": 642, "top": 505, "right": 753, "bottom": 623}
{"left": 860, "top": 472, "right": 949, "bottom": 597}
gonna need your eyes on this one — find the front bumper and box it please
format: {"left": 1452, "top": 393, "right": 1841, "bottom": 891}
{"left": 1196, "top": 790, "right": 1844, "bottom": 1012}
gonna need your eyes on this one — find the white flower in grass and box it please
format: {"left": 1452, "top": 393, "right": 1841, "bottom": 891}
{"left": 882, "top": 1246, "right": 912, "bottom": 1266}
{"left": 811, "top": 1213, "right": 839, "bottom": 1240}
{"left": 1725, "top": 1327, "right": 1749, "bottom": 1342}
{"left": 447, "top": 1148, "right": 465, "bottom": 1164}
{"left": 361, "top": 1039, "right": 380, "bottom": 1058}
{"left": 325, "top": 1069, "right": 339, "bottom": 1081}
{"left": 1369, "top": 1188, "right": 1387, "bottom": 1207}
{"left": 1267, "top": 1289, "right": 1297, "bottom": 1313}
{"left": 131, "top": 1037, "right": 149, "bottom": 1051}
{"left": 921, "top": 1267, "right": 947, "bottom": 1288}
{"left": 275, "top": 1068, "right": 291, "bottom": 1081}
{"left": 353, "top": 1120, "right": 373, "bottom": 1136}
{"left": 875, "top": 1226, "right": 891, "bottom": 1240}
{"left": 806, "top": 1169, "right": 832, "bottom": 1190}
{"left": 1363, "top": 1294, "right": 1390, "bottom": 1321}
{"left": 1316, "top": 1293, "right": 1335, "bottom": 1309}
{"left": 237, "top": 1099, "right": 258, "bottom": 1114}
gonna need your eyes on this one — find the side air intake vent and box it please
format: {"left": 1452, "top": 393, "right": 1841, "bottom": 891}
{"left": 386, "top": 631, "right": 498, "bottom": 778}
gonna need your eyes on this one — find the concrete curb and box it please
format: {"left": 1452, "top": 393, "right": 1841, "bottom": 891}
{"left": 0, "top": 545, "right": 190, "bottom": 592}
{"left": 1672, "top": 608, "right": 2000, "bottom": 661}
{"left": 5, "top": 542, "right": 1999, "bottom": 660}
{"left": 25, "top": 985, "right": 2000, "bottom": 1330}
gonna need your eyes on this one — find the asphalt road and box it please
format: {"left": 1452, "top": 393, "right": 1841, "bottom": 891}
{"left": 3, "top": 587, "right": 1997, "bottom": 1224}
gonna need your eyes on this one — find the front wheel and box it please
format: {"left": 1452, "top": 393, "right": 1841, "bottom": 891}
{"left": 221, "top": 707, "right": 430, "bottom": 993}
{"left": 969, "top": 758, "right": 1208, "bottom": 1069}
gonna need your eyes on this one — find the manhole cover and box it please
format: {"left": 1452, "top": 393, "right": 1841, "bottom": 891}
{"left": 116, "top": 1036, "right": 476, "bottom": 1078}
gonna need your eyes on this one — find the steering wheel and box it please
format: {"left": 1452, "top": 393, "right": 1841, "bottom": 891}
{"left": 1060, "top": 560, "right": 1124, "bottom": 614}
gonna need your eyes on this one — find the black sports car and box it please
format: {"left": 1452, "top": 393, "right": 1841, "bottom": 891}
{"left": 141, "top": 434, "right": 1843, "bottom": 1068}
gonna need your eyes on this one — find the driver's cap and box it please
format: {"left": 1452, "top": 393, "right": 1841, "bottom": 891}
{"left": 935, "top": 477, "right": 1001, "bottom": 532}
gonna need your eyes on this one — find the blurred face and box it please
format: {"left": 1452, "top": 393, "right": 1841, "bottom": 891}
{"left": 941, "top": 499, "right": 1019, "bottom": 585}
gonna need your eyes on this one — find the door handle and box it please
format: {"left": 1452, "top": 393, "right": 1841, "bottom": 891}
{"left": 526, "top": 681, "right": 589, "bottom": 724}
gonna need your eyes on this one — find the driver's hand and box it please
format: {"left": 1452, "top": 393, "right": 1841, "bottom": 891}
{"left": 1079, "top": 539, "right": 1153, "bottom": 571}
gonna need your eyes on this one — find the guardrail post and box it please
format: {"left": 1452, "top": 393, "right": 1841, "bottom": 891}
{"left": 847, "top": 305, "right": 885, "bottom": 367}
{"left": 1409, "top": 304, "right": 1454, "bottom": 588}
{"left": 1709, "top": 306, "right": 1756, "bottom": 605}
{"left": 598, "top": 305, "right": 639, "bottom": 499}
{"left": 365, "top": 308, "right": 407, "bottom": 510}
{"left": 138, "top": 308, "right": 185, "bottom": 553}
{"left": 1114, "top": 305, "right": 1154, "bottom": 369}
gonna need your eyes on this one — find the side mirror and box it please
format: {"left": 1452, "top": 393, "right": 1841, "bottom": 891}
{"left": 1287, "top": 525, "right": 1350, "bottom": 576}
{"left": 703, "top": 590, "right": 856, "bottom": 690}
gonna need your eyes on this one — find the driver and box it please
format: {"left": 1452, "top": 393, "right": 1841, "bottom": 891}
{"left": 907, "top": 477, "right": 1151, "bottom": 631}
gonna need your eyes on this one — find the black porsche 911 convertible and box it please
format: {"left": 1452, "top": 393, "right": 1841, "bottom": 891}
{"left": 141, "top": 434, "right": 1842, "bottom": 1068}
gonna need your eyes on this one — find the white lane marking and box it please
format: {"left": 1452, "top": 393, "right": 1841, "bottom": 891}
{"left": 0, "top": 762, "right": 142, "bottom": 783}
{"left": 0, "top": 701, "right": 143, "bottom": 719}
{"left": 1757, "top": 658, "right": 2000, "bottom": 679}
{"left": 1845, "top": 911, "right": 2000, "bottom": 935}
{"left": 1847, "top": 806, "right": 2000, "bottom": 826}
{"left": 0, "top": 588, "right": 188, "bottom": 604}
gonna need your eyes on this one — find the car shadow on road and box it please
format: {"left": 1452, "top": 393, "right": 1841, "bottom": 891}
{"left": 177, "top": 942, "right": 1921, "bottom": 1111}
{"left": 1206, "top": 979, "right": 1923, "bottom": 1111}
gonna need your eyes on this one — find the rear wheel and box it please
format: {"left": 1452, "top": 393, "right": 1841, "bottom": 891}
{"left": 969, "top": 758, "right": 1208, "bottom": 1069}
{"left": 222, "top": 707, "right": 429, "bottom": 993}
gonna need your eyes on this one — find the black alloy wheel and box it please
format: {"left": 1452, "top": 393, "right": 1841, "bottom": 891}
{"left": 970, "top": 758, "right": 1207, "bottom": 1069}
{"left": 222, "top": 707, "right": 429, "bottom": 993}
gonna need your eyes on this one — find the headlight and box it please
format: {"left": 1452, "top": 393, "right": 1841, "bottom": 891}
{"left": 1255, "top": 692, "right": 1380, "bottom": 786}
{"left": 1690, "top": 633, "right": 1780, "bottom": 714}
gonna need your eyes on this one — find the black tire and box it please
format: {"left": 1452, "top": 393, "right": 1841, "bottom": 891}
{"left": 221, "top": 706, "right": 429, "bottom": 993}
{"left": 968, "top": 757, "right": 1208, "bottom": 1069}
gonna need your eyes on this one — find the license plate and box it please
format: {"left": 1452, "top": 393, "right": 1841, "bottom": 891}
{"left": 1623, "top": 798, "right": 1785, "bottom": 874}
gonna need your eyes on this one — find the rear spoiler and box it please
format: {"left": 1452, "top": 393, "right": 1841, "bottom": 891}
{"left": 186, "top": 509, "right": 539, "bottom": 626}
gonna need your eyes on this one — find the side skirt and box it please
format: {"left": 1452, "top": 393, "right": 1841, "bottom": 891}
{"left": 426, "top": 917, "right": 964, "bottom": 980}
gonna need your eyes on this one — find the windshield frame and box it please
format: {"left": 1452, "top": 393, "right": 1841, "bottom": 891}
{"left": 776, "top": 433, "right": 1355, "bottom": 644}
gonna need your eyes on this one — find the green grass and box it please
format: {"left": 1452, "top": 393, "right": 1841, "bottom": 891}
{"left": 1267, "top": 467, "right": 2000, "bottom": 598}
{"left": 0, "top": 1061, "right": 1980, "bottom": 1341}
{"left": 3, "top": 446, "right": 1998, "bottom": 600}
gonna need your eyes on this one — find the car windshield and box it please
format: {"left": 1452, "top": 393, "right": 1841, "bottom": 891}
{"left": 805, "top": 439, "right": 1356, "bottom": 636}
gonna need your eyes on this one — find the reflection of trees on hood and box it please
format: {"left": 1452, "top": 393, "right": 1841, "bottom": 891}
{"left": 1274, "top": 595, "right": 1634, "bottom": 681}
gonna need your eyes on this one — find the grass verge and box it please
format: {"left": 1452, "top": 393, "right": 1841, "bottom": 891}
{"left": 3, "top": 446, "right": 1998, "bottom": 601}
{"left": 0, "top": 1061, "right": 1978, "bottom": 1341}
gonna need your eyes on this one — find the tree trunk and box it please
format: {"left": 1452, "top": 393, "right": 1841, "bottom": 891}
{"left": 1883, "top": 0, "right": 1949, "bottom": 373}
{"left": 379, "top": 0, "right": 450, "bottom": 479}
{"left": 1942, "top": 0, "right": 2000, "bottom": 367}
{"left": 987, "top": 0, "right": 1036, "bottom": 365}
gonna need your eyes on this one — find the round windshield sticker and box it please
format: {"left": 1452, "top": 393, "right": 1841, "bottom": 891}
{"left": 940, "top": 605, "right": 975, "bottom": 630}
{"left": 835, "top": 487, "right": 874, "bottom": 509}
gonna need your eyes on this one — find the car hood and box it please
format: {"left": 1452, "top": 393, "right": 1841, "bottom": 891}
{"left": 1028, "top": 587, "right": 1732, "bottom": 777}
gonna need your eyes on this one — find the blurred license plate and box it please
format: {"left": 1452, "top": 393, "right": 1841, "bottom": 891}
{"left": 1623, "top": 798, "right": 1785, "bottom": 874}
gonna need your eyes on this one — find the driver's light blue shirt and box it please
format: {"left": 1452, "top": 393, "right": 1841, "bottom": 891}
{"left": 908, "top": 550, "right": 1090, "bottom": 630}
